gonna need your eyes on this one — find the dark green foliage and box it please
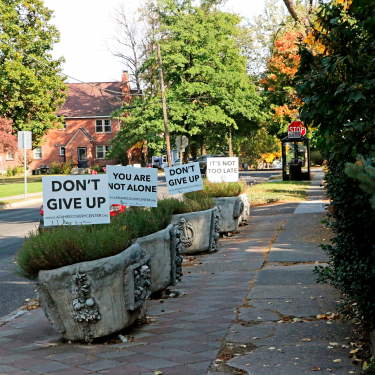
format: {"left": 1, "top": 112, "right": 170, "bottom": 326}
{"left": 184, "top": 179, "right": 247, "bottom": 199}
{"left": 15, "top": 197, "right": 215, "bottom": 280}
{"left": 296, "top": 0, "right": 375, "bottom": 325}
{"left": 0, "top": 0, "right": 67, "bottom": 144}
{"left": 345, "top": 156, "right": 375, "bottom": 209}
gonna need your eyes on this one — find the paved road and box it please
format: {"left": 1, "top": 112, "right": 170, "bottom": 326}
{"left": 0, "top": 170, "right": 278, "bottom": 318}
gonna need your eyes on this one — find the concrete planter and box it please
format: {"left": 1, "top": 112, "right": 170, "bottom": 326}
{"left": 171, "top": 207, "right": 220, "bottom": 255}
{"left": 239, "top": 194, "right": 250, "bottom": 223}
{"left": 37, "top": 243, "right": 151, "bottom": 342}
{"left": 214, "top": 193, "right": 249, "bottom": 233}
{"left": 136, "top": 224, "right": 183, "bottom": 293}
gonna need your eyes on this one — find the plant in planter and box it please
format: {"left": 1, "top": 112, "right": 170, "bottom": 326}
{"left": 15, "top": 206, "right": 175, "bottom": 342}
{"left": 185, "top": 179, "right": 250, "bottom": 233}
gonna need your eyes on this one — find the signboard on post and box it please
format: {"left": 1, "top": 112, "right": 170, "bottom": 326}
{"left": 18, "top": 131, "right": 32, "bottom": 150}
{"left": 42, "top": 175, "right": 110, "bottom": 226}
{"left": 165, "top": 162, "right": 203, "bottom": 195}
{"left": 18, "top": 131, "right": 32, "bottom": 199}
{"left": 106, "top": 165, "right": 158, "bottom": 207}
{"left": 288, "top": 121, "right": 306, "bottom": 139}
{"left": 207, "top": 157, "right": 239, "bottom": 183}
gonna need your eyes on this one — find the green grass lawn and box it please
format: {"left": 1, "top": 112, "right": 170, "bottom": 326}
{"left": 247, "top": 180, "right": 310, "bottom": 206}
{"left": 0, "top": 175, "right": 60, "bottom": 198}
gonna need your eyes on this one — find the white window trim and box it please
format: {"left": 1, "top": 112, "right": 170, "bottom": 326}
{"left": 34, "top": 147, "right": 42, "bottom": 160}
{"left": 6, "top": 151, "right": 14, "bottom": 160}
{"left": 95, "top": 119, "right": 112, "bottom": 134}
{"left": 59, "top": 120, "right": 66, "bottom": 131}
{"left": 96, "top": 145, "right": 112, "bottom": 159}
{"left": 60, "top": 146, "right": 65, "bottom": 156}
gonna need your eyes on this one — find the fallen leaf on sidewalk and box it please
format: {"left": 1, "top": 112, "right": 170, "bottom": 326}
{"left": 154, "top": 372, "right": 163, "bottom": 375}
{"left": 312, "top": 366, "right": 320, "bottom": 371}
{"left": 302, "top": 338, "right": 311, "bottom": 342}
{"left": 350, "top": 350, "right": 358, "bottom": 354}
{"left": 329, "top": 342, "right": 339, "bottom": 346}
{"left": 268, "top": 347, "right": 276, "bottom": 350}
{"left": 333, "top": 359, "right": 341, "bottom": 363}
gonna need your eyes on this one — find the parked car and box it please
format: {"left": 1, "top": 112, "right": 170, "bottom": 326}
{"left": 172, "top": 157, "right": 194, "bottom": 166}
{"left": 289, "top": 158, "right": 303, "bottom": 165}
{"left": 196, "top": 154, "right": 227, "bottom": 174}
{"left": 39, "top": 204, "right": 126, "bottom": 230}
{"left": 273, "top": 159, "right": 283, "bottom": 169}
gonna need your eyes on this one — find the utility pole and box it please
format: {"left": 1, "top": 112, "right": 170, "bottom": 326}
{"left": 229, "top": 127, "right": 233, "bottom": 157}
{"left": 157, "top": 44, "right": 172, "bottom": 167}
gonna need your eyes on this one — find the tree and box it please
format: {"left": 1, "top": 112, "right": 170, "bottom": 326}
{"left": 296, "top": 0, "right": 375, "bottom": 325}
{"left": 0, "top": 0, "right": 67, "bottom": 145}
{"left": 260, "top": 30, "right": 302, "bottom": 136}
{"left": 111, "top": 0, "right": 264, "bottom": 162}
{"left": 0, "top": 117, "right": 17, "bottom": 156}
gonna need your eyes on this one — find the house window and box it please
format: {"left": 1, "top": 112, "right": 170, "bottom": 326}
{"left": 96, "top": 119, "right": 111, "bottom": 133}
{"left": 34, "top": 147, "right": 42, "bottom": 159}
{"left": 96, "top": 145, "right": 112, "bottom": 159}
{"left": 60, "top": 146, "right": 65, "bottom": 156}
{"left": 6, "top": 151, "right": 14, "bottom": 160}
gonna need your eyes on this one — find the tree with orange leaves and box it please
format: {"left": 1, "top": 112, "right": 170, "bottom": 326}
{"left": 260, "top": 30, "right": 302, "bottom": 136}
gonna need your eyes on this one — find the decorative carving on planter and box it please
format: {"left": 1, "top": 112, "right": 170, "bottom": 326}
{"left": 133, "top": 260, "right": 151, "bottom": 306}
{"left": 178, "top": 217, "right": 196, "bottom": 248}
{"left": 233, "top": 200, "right": 244, "bottom": 219}
{"left": 210, "top": 208, "right": 221, "bottom": 252}
{"left": 173, "top": 225, "right": 184, "bottom": 282}
{"left": 71, "top": 268, "right": 101, "bottom": 342}
{"left": 242, "top": 196, "right": 250, "bottom": 222}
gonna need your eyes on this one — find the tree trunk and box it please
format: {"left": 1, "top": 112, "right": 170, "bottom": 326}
{"left": 183, "top": 134, "right": 191, "bottom": 164}
{"left": 191, "top": 142, "right": 197, "bottom": 160}
{"left": 201, "top": 136, "right": 206, "bottom": 156}
{"left": 282, "top": 0, "right": 311, "bottom": 33}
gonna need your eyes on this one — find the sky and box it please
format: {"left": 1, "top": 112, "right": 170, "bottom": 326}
{"left": 43, "top": 0, "right": 270, "bottom": 84}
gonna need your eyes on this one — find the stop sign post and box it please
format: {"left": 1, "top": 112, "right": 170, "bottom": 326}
{"left": 288, "top": 121, "right": 306, "bottom": 138}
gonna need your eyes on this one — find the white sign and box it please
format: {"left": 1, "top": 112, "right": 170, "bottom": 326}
{"left": 165, "top": 162, "right": 203, "bottom": 195}
{"left": 0, "top": 156, "right": 2, "bottom": 162}
{"left": 176, "top": 136, "right": 188, "bottom": 151}
{"left": 107, "top": 165, "right": 158, "bottom": 207}
{"left": 17, "top": 131, "right": 32, "bottom": 149}
{"left": 207, "top": 157, "right": 239, "bottom": 183}
{"left": 42, "top": 175, "right": 110, "bottom": 226}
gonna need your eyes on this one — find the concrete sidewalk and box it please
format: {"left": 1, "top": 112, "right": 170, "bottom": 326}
{"left": 0, "top": 172, "right": 361, "bottom": 374}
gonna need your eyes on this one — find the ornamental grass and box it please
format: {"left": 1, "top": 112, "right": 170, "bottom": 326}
{"left": 184, "top": 179, "right": 248, "bottom": 199}
{"left": 15, "top": 197, "right": 215, "bottom": 280}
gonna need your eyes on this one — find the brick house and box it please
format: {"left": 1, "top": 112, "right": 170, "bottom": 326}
{"left": 1, "top": 71, "right": 132, "bottom": 173}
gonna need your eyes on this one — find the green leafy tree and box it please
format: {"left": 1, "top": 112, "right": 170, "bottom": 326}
{"left": 296, "top": 0, "right": 375, "bottom": 324}
{"left": 0, "top": 0, "right": 67, "bottom": 144}
{"left": 111, "top": 0, "right": 264, "bottom": 162}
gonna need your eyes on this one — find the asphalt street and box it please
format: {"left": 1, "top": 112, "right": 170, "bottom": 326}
{"left": 0, "top": 170, "right": 278, "bottom": 318}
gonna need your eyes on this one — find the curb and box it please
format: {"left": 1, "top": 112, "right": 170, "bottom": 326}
{"left": 0, "top": 197, "right": 43, "bottom": 210}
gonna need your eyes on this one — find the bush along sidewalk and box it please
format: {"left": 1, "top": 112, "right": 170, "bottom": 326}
{"left": 296, "top": 0, "right": 375, "bottom": 335}
{"left": 15, "top": 197, "right": 220, "bottom": 341}
{"left": 185, "top": 179, "right": 250, "bottom": 233}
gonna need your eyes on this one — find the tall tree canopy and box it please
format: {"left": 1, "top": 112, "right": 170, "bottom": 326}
{"left": 0, "top": 0, "right": 67, "bottom": 144}
{"left": 110, "top": 0, "right": 264, "bottom": 161}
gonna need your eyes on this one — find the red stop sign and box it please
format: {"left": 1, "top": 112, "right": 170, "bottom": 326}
{"left": 288, "top": 121, "right": 306, "bottom": 136}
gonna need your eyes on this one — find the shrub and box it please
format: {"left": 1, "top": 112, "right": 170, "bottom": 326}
{"left": 15, "top": 196, "right": 217, "bottom": 280}
{"left": 92, "top": 164, "right": 101, "bottom": 172}
{"left": 184, "top": 179, "right": 248, "bottom": 199}
{"left": 50, "top": 162, "right": 62, "bottom": 174}
{"left": 310, "top": 150, "right": 324, "bottom": 166}
{"left": 6, "top": 166, "right": 12, "bottom": 176}
{"left": 12, "top": 166, "right": 23, "bottom": 176}
{"left": 160, "top": 196, "right": 215, "bottom": 215}
{"left": 16, "top": 204, "right": 174, "bottom": 280}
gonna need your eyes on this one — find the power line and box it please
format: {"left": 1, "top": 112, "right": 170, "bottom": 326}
{"left": 0, "top": 38, "right": 145, "bottom": 96}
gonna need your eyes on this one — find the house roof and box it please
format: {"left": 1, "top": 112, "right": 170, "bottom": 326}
{"left": 56, "top": 82, "right": 125, "bottom": 118}
{"left": 65, "top": 127, "right": 96, "bottom": 147}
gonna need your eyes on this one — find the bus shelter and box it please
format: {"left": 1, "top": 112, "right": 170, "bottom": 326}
{"left": 282, "top": 135, "right": 311, "bottom": 181}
